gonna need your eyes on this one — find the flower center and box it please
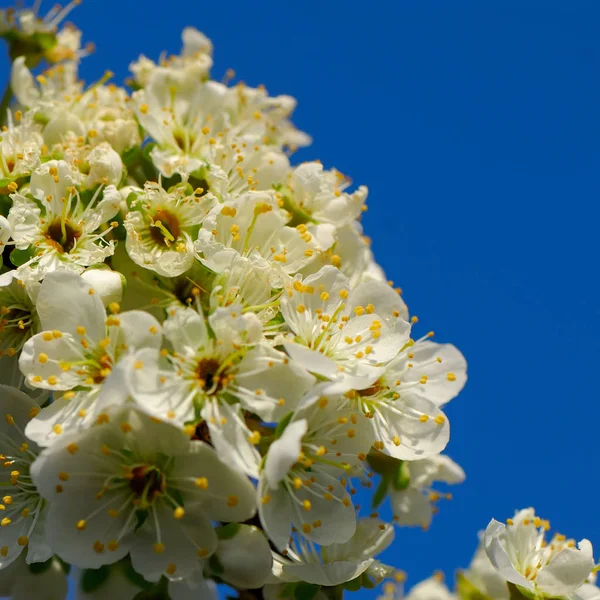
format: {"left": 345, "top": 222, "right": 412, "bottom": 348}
{"left": 128, "top": 466, "right": 165, "bottom": 504}
{"left": 150, "top": 209, "right": 181, "bottom": 246}
{"left": 45, "top": 219, "right": 81, "bottom": 253}
{"left": 195, "top": 357, "right": 224, "bottom": 393}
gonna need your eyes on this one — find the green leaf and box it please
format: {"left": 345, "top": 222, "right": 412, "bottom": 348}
{"left": 275, "top": 412, "right": 294, "bottom": 438}
{"left": 294, "top": 582, "right": 320, "bottom": 600}
{"left": 216, "top": 522, "right": 241, "bottom": 540}
{"left": 81, "top": 566, "right": 110, "bottom": 593}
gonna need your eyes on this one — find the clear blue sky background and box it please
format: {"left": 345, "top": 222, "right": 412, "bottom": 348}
{"left": 1, "top": 1, "right": 600, "bottom": 598}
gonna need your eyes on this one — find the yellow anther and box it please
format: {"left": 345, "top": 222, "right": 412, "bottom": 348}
{"left": 173, "top": 507, "right": 185, "bottom": 520}
{"left": 52, "top": 330, "right": 62, "bottom": 339}
{"left": 2, "top": 497, "right": 12, "bottom": 505}
{"left": 76, "top": 520, "right": 87, "bottom": 531}
{"left": 447, "top": 372, "right": 457, "bottom": 382}
{"left": 318, "top": 397, "right": 328, "bottom": 408}
{"left": 392, "top": 436, "right": 401, "bottom": 446}
{"left": 107, "top": 540, "right": 119, "bottom": 552}
{"left": 419, "top": 415, "right": 429, "bottom": 423}
{"left": 47, "top": 376, "right": 58, "bottom": 385}
{"left": 261, "top": 494, "right": 271, "bottom": 505}
{"left": 302, "top": 523, "right": 311, "bottom": 534}
{"left": 0, "top": 518, "right": 10, "bottom": 527}
{"left": 302, "top": 500, "right": 312, "bottom": 511}
{"left": 53, "top": 424, "right": 63, "bottom": 435}
{"left": 4, "top": 415, "right": 14, "bottom": 426}
{"left": 120, "top": 423, "right": 132, "bottom": 433}
{"left": 195, "top": 477, "right": 209, "bottom": 489}
{"left": 58, "top": 472, "right": 69, "bottom": 481}
{"left": 434, "top": 415, "right": 446, "bottom": 425}
{"left": 248, "top": 431, "right": 261, "bottom": 445}
{"left": 293, "top": 477, "right": 303, "bottom": 490}
{"left": 296, "top": 304, "right": 306, "bottom": 314}
{"left": 38, "top": 353, "right": 49, "bottom": 364}
{"left": 316, "top": 446, "right": 327, "bottom": 456}
{"left": 226, "top": 495, "right": 238, "bottom": 507}
{"left": 17, "top": 536, "right": 28, "bottom": 546}
{"left": 29, "top": 407, "right": 40, "bottom": 418}
{"left": 320, "top": 292, "right": 329, "bottom": 301}
{"left": 0, "top": 547, "right": 7, "bottom": 557}
{"left": 339, "top": 289, "right": 349, "bottom": 299}
{"left": 166, "top": 563, "right": 177, "bottom": 575}
{"left": 154, "top": 542, "right": 166, "bottom": 554}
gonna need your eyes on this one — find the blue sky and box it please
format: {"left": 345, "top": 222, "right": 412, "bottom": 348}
{"left": 2, "top": 0, "right": 600, "bottom": 598}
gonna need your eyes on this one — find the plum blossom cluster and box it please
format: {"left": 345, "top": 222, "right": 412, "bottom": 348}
{"left": 0, "top": 3, "right": 595, "bottom": 600}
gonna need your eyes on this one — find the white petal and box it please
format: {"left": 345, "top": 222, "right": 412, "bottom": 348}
{"left": 130, "top": 502, "right": 217, "bottom": 582}
{"left": 537, "top": 540, "right": 595, "bottom": 596}
{"left": 484, "top": 519, "right": 532, "bottom": 590}
{"left": 264, "top": 420, "right": 307, "bottom": 488}
{"left": 35, "top": 270, "right": 106, "bottom": 340}
{"left": 217, "top": 525, "right": 273, "bottom": 589}
{"left": 257, "top": 482, "right": 294, "bottom": 552}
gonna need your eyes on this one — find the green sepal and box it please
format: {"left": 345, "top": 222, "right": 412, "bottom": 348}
{"left": 392, "top": 460, "right": 411, "bottom": 491}
{"left": 372, "top": 475, "right": 391, "bottom": 509}
{"left": 27, "top": 558, "right": 54, "bottom": 575}
{"left": 134, "top": 508, "right": 149, "bottom": 532}
{"left": 293, "top": 582, "right": 320, "bottom": 600}
{"left": 208, "top": 553, "right": 224, "bottom": 576}
{"left": 216, "top": 522, "right": 241, "bottom": 540}
{"left": 456, "top": 572, "right": 495, "bottom": 600}
{"left": 275, "top": 411, "right": 294, "bottom": 438}
{"left": 9, "top": 246, "right": 35, "bottom": 267}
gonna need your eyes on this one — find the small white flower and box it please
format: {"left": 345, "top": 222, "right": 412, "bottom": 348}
{"left": 390, "top": 455, "right": 465, "bottom": 528}
{"left": 130, "top": 27, "right": 213, "bottom": 90}
{"left": 124, "top": 180, "right": 216, "bottom": 277}
{"left": 196, "top": 192, "right": 331, "bottom": 287}
{"left": 265, "top": 517, "right": 394, "bottom": 589}
{"left": 258, "top": 400, "right": 372, "bottom": 551}
{"left": 283, "top": 162, "right": 367, "bottom": 227}
{"left": 484, "top": 508, "right": 595, "bottom": 599}
{"left": 280, "top": 266, "right": 410, "bottom": 388}
{"left": 0, "top": 111, "right": 43, "bottom": 182}
{"left": 341, "top": 339, "right": 466, "bottom": 460}
{"left": 19, "top": 270, "right": 162, "bottom": 446}
{"left": 31, "top": 406, "right": 256, "bottom": 581}
{"left": 128, "top": 301, "right": 314, "bottom": 477}
{"left": 0, "top": 385, "right": 52, "bottom": 569}
{"left": 7, "top": 160, "right": 121, "bottom": 280}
